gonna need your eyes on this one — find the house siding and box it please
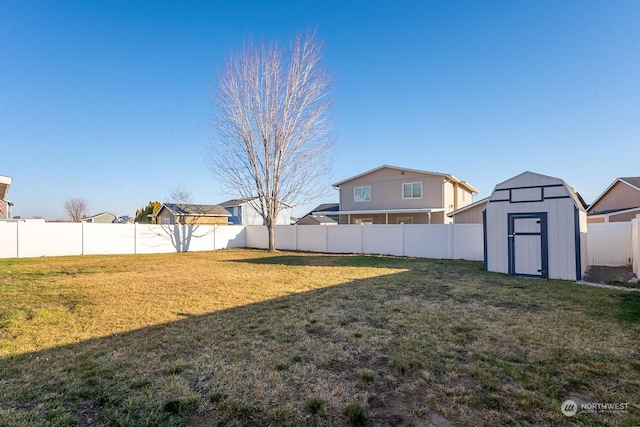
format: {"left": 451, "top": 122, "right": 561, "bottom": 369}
{"left": 589, "top": 181, "right": 640, "bottom": 214}
{"left": 451, "top": 204, "right": 485, "bottom": 224}
{"left": 339, "top": 168, "right": 446, "bottom": 212}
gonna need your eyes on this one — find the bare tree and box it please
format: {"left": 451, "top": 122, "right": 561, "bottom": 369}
{"left": 207, "top": 30, "right": 334, "bottom": 251}
{"left": 64, "top": 198, "right": 89, "bottom": 222}
{"left": 166, "top": 185, "right": 194, "bottom": 205}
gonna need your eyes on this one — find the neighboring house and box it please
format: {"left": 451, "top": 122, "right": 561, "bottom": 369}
{"left": 310, "top": 203, "right": 339, "bottom": 221}
{"left": 81, "top": 212, "right": 117, "bottom": 224}
{"left": 0, "top": 174, "right": 13, "bottom": 220}
{"left": 296, "top": 214, "right": 337, "bottom": 226}
{"left": 587, "top": 177, "right": 640, "bottom": 223}
{"left": 316, "top": 165, "right": 478, "bottom": 224}
{"left": 218, "top": 198, "right": 291, "bottom": 226}
{"left": 155, "top": 203, "right": 231, "bottom": 225}
{"left": 448, "top": 197, "right": 489, "bottom": 224}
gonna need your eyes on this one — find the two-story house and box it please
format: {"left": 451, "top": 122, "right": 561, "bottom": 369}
{"left": 316, "top": 165, "right": 478, "bottom": 224}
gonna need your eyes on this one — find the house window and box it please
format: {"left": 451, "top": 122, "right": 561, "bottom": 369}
{"left": 397, "top": 217, "right": 413, "bottom": 224}
{"left": 163, "top": 217, "right": 170, "bottom": 225}
{"left": 354, "top": 186, "right": 371, "bottom": 202}
{"left": 402, "top": 182, "right": 422, "bottom": 199}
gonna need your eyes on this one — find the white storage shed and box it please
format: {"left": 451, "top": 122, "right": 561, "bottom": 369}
{"left": 483, "top": 171, "right": 588, "bottom": 281}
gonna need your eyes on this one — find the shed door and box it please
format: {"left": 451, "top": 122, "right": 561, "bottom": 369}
{"left": 508, "top": 213, "right": 548, "bottom": 278}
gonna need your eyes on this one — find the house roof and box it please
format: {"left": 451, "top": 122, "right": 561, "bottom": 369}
{"left": 0, "top": 175, "right": 12, "bottom": 200}
{"left": 218, "top": 198, "right": 257, "bottom": 208}
{"left": 447, "top": 197, "right": 489, "bottom": 217}
{"left": 161, "top": 203, "right": 231, "bottom": 217}
{"left": 297, "top": 214, "right": 337, "bottom": 224}
{"left": 81, "top": 212, "right": 117, "bottom": 221}
{"left": 332, "top": 165, "right": 479, "bottom": 194}
{"left": 587, "top": 177, "right": 640, "bottom": 214}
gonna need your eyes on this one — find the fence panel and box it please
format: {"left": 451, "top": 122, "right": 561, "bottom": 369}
{"left": 0, "top": 221, "right": 18, "bottom": 258}
{"left": 363, "top": 225, "right": 403, "bottom": 256}
{"left": 134, "top": 224, "right": 183, "bottom": 254}
{"left": 327, "top": 225, "right": 361, "bottom": 254}
{"left": 403, "top": 225, "right": 451, "bottom": 259}
{"left": 83, "top": 223, "right": 135, "bottom": 255}
{"left": 586, "top": 222, "right": 633, "bottom": 266}
{"left": 20, "top": 222, "right": 83, "bottom": 258}
{"left": 215, "top": 225, "right": 246, "bottom": 249}
{"left": 275, "top": 226, "right": 298, "bottom": 251}
{"left": 296, "top": 225, "right": 328, "bottom": 253}
{"left": 452, "top": 224, "right": 484, "bottom": 261}
{"left": 245, "top": 226, "right": 269, "bottom": 249}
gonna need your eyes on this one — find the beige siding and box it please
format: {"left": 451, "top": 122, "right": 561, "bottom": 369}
{"left": 587, "top": 216, "right": 605, "bottom": 224}
{"left": 609, "top": 211, "right": 640, "bottom": 223}
{"left": 452, "top": 204, "right": 485, "bottom": 224}
{"left": 156, "top": 209, "right": 174, "bottom": 225}
{"left": 178, "top": 216, "right": 228, "bottom": 225}
{"left": 339, "top": 168, "right": 445, "bottom": 211}
{"left": 590, "top": 181, "right": 640, "bottom": 214}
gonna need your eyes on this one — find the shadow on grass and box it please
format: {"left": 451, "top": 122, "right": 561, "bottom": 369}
{"left": 1, "top": 254, "right": 639, "bottom": 426}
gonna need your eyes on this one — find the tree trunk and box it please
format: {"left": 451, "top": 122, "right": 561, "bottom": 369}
{"left": 267, "top": 221, "right": 276, "bottom": 252}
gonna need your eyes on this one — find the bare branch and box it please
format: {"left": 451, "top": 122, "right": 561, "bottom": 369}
{"left": 64, "top": 198, "right": 90, "bottom": 222}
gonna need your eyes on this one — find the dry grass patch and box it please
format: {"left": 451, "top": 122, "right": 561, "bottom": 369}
{"left": 1, "top": 249, "right": 639, "bottom": 426}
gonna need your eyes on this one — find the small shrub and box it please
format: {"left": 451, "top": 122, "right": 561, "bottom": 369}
{"left": 276, "top": 363, "right": 289, "bottom": 371}
{"left": 305, "top": 398, "right": 325, "bottom": 415}
{"left": 356, "top": 369, "right": 376, "bottom": 382}
{"left": 162, "top": 396, "right": 199, "bottom": 415}
{"left": 291, "top": 355, "right": 302, "bottom": 363}
{"left": 209, "top": 392, "right": 226, "bottom": 404}
{"left": 344, "top": 402, "right": 367, "bottom": 426}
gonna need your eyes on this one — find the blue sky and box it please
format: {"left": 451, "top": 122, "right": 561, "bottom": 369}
{"left": 1, "top": 1, "right": 639, "bottom": 220}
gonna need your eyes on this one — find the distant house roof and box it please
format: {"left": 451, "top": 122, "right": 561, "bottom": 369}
{"left": 311, "top": 203, "right": 339, "bottom": 213}
{"left": 587, "top": 177, "right": 640, "bottom": 214}
{"left": 81, "top": 212, "right": 117, "bottom": 222}
{"left": 218, "top": 197, "right": 292, "bottom": 208}
{"left": 331, "top": 165, "right": 479, "bottom": 194}
{"left": 297, "top": 214, "right": 337, "bottom": 225}
{"left": 218, "top": 198, "right": 257, "bottom": 208}
{"left": 160, "top": 203, "right": 231, "bottom": 217}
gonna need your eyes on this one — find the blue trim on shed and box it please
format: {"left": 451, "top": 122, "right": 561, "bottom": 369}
{"left": 483, "top": 209, "right": 488, "bottom": 271}
{"left": 574, "top": 207, "right": 582, "bottom": 281}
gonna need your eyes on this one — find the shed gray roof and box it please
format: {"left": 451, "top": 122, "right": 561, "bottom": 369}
{"left": 162, "top": 203, "right": 231, "bottom": 217}
{"left": 298, "top": 214, "right": 337, "bottom": 224}
{"left": 218, "top": 198, "right": 257, "bottom": 208}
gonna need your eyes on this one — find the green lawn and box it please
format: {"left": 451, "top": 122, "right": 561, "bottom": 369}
{"left": 0, "top": 249, "right": 638, "bottom": 426}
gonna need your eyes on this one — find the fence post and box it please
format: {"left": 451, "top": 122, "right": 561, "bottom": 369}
{"left": 16, "top": 220, "right": 22, "bottom": 258}
{"left": 134, "top": 222, "right": 137, "bottom": 254}
{"left": 81, "top": 221, "right": 85, "bottom": 255}
{"left": 401, "top": 223, "right": 405, "bottom": 257}
{"left": 360, "top": 224, "right": 364, "bottom": 254}
{"left": 448, "top": 224, "right": 454, "bottom": 259}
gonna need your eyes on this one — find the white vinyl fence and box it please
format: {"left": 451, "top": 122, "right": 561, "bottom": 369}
{"left": 1, "top": 220, "right": 638, "bottom": 276}
{"left": 586, "top": 222, "right": 633, "bottom": 266}
{"left": 0, "top": 220, "right": 246, "bottom": 258}
{"left": 246, "top": 224, "right": 484, "bottom": 260}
